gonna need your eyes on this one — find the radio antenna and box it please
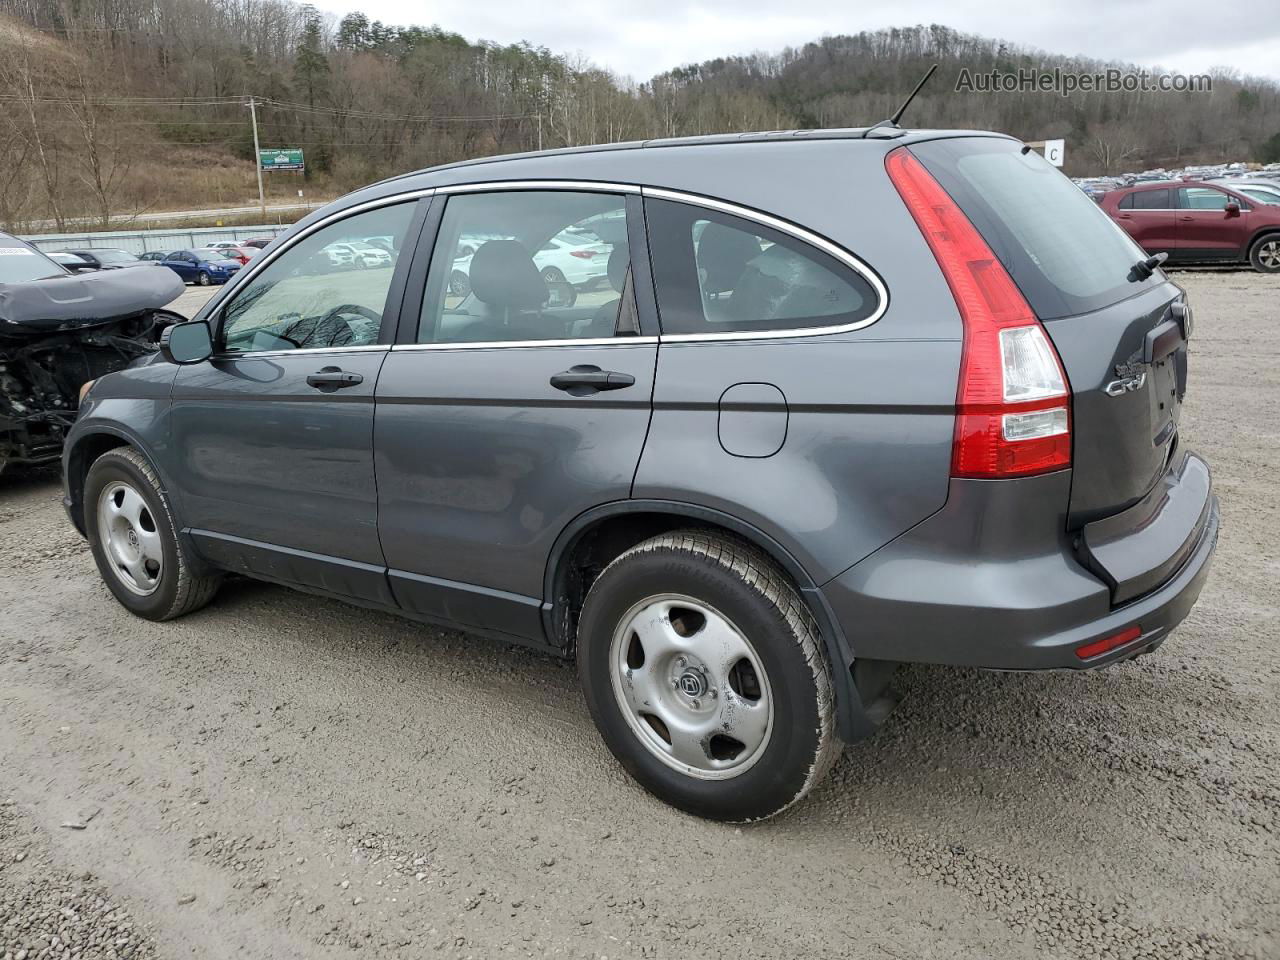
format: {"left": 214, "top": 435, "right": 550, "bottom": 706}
{"left": 862, "top": 62, "right": 939, "bottom": 138}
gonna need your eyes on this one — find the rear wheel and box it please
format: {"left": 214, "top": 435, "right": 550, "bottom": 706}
{"left": 1249, "top": 234, "right": 1280, "bottom": 273}
{"left": 84, "top": 448, "right": 220, "bottom": 621}
{"left": 540, "top": 266, "right": 566, "bottom": 285}
{"left": 449, "top": 270, "right": 471, "bottom": 297}
{"left": 576, "top": 530, "right": 838, "bottom": 821}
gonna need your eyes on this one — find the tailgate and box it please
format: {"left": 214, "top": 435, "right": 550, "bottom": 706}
{"left": 1042, "top": 282, "right": 1190, "bottom": 527}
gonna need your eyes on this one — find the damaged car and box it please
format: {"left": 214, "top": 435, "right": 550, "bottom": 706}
{"left": 1, "top": 232, "right": 184, "bottom": 474}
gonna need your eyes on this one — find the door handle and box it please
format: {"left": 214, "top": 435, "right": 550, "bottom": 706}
{"left": 1117, "top": 213, "right": 1132, "bottom": 219}
{"left": 306, "top": 366, "right": 364, "bottom": 389}
{"left": 550, "top": 364, "right": 636, "bottom": 393}
{"left": 1179, "top": 216, "right": 1195, "bottom": 221}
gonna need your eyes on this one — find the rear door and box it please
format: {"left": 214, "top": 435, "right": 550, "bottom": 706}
{"left": 1113, "top": 188, "right": 1176, "bottom": 255}
{"left": 1175, "top": 186, "right": 1249, "bottom": 259}
{"left": 374, "top": 187, "right": 656, "bottom": 642}
{"left": 165, "top": 253, "right": 195, "bottom": 282}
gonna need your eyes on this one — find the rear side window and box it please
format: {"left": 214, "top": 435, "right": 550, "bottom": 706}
{"left": 645, "top": 198, "right": 878, "bottom": 336}
{"left": 912, "top": 138, "right": 1158, "bottom": 319}
{"left": 1131, "top": 189, "right": 1171, "bottom": 209}
{"left": 418, "top": 190, "right": 630, "bottom": 344}
{"left": 1178, "top": 187, "right": 1244, "bottom": 210}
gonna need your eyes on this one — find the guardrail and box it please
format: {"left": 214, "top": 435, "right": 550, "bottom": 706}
{"left": 19, "top": 224, "right": 292, "bottom": 255}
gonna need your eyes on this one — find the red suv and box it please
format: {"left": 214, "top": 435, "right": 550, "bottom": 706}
{"left": 1101, "top": 180, "right": 1280, "bottom": 273}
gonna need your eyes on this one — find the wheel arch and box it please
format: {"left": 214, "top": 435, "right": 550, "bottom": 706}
{"left": 64, "top": 429, "right": 135, "bottom": 535}
{"left": 543, "top": 499, "right": 879, "bottom": 741}
{"left": 1247, "top": 227, "right": 1280, "bottom": 255}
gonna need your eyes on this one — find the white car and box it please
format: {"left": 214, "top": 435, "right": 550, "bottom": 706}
{"left": 322, "top": 242, "right": 394, "bottom": 269}
{"left": 448, "top": 231, "right": 612, "bottom": 296}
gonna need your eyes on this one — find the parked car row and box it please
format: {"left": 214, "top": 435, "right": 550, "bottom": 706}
{"left": 1074, "top": 162, "right": 1280, "bottom": 202}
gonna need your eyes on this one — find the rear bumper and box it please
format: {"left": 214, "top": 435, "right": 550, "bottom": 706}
{"left": 822, "top": 458, "right": 1219, "bottom": 670}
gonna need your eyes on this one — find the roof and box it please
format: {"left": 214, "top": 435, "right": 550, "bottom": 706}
{"left": 372, "top": 127, "right": 1015, "bottom": 191}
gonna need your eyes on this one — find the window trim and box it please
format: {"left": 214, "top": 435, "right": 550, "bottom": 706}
{"left": 400, "top": 181, "right": 888, "bottom": 349}
{"left": 199, "top": 188, "right": 434, "bottom": 357}
{"left": 642, "top": 188, "right": 889, "bottom": 341}
{"left": 197, "top": 178, "right": 890, "bottom": 354}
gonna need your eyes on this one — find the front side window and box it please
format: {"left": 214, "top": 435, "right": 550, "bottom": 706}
{"left": 1179, "top": 187, "right": 1241, "bottom": 210}
{"left": 418, "top": 191, "right": 630, "bottom": 344}
{"left": 219, "top": 201, "right": 416, "bottom": 354}
{"left": 645, "top": 198, "right": 877, "bottom": 336}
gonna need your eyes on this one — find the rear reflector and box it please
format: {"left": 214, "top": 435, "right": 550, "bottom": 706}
{"left": 1075, "top": 626, "right": 1143, "bottom": 660}
{"left": 885, "top": 148, "right": 1072, "bottom": 479}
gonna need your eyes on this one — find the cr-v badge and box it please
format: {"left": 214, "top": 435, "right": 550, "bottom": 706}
{"left": 1105, "top": 357, "right": 1147, "bottom": 397}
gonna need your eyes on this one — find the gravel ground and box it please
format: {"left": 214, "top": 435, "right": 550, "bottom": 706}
{"left": 1, "top": 271, "right": 1276, "bottom": 960}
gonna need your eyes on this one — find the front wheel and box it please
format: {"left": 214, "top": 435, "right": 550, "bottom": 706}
{"left": 84, "top": 447, "right": 221, "bottom": 621}
{"left": 1249, "top": 234, "right": 1280, "bottom": 273}
{"left": 196, "top": 271, "right": 210, "bottom": 286}
{"left": 576, "top": 530, "right": 838, "bottom": 821}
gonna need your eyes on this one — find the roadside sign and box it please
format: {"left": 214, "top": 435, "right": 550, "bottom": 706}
{"left": 1043, "top": 139, "right": 1066, "bottom": 167}
{"left": 259, "top": 149, "right": 305, "bottom": 172}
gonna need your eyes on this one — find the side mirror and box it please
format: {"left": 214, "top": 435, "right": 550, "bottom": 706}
{"left": 1225, "top": 201, "right": 1241, "bottom": 217}
{"left": 160, "top": 320, "right": 213, "bottom": 365}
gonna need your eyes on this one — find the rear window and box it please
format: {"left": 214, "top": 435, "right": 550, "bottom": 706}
{"left": 646, "top": 198, "right": 878, "bottom": 336}
{"left": 912, "top": 138, "right": 1159, "bottom": 319}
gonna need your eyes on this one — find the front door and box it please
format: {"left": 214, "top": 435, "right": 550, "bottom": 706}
{"left": 374, "top": 188, "right": 656, "bottom": 642}
{"left": 169, "top": 198, "right": 424, "bottom": 602}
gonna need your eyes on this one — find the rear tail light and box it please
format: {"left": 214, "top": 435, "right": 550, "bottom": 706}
{"left": 569, "top": 249, "right": 596, "bottom": 260}
{"left": 886, "top": 148, "right": 1071, "bottom": 479}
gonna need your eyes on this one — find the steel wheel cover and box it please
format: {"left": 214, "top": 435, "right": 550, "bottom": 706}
{"left": 97, "top": 481, "right": 164, "bottom": 596}
{"left": 609, "top": 594, "right": 774, "bottom": 781}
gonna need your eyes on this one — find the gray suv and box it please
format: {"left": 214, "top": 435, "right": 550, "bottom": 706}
{"left": 62, "top": 130, "right": 1220, "bottom": 821}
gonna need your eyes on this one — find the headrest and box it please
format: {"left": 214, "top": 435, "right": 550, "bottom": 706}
{"left": 696, "top": 224, "right": 761, "bottom": 294}
{"left": 607, "top": 244, "right": 629, "bottom": 293}
{"left": 468, "top": 240, "right": 546, "bottom": 310}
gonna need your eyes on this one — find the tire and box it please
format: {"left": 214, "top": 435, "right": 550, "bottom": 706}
{"left": 196, "top": 271, "right": 210, "bottom": 286}
{"left": 1249, "top": 234, "right": 1280, "bottom": 273}
{"left": 540, "top": 266, "right": 566, "bottom": 284}
{"left": 449, "top": 270, "right": 471, "bottom": 297}
{"left": 84, "top": 447, "right": 221, "bottom": 621}
{"left": 576, "top": 530, "right": 838, "bottom": 822}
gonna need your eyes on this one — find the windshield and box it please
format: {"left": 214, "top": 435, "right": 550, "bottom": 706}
{"left": 0, "top": 240, "right": 67, "bottom": 282}
{"left": 196, "top": 249, "right": 237, "bottom": 260}
{"left": 912, "top": 137, "right": 1161, "bottom": 319}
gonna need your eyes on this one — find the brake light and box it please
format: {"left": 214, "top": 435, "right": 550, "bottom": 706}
{"left": 886, "top": 148, "right": 1071, "bottom": 478}
{"left": 568, "top": 249, "right": 597, "bottom": 259}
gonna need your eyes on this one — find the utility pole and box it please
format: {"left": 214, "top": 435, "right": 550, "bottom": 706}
{"left": 246, "top": 96, "right": 266, "bottom": 218}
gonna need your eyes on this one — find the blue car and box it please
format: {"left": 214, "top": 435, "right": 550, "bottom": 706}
{"left": 158, "top": 248, "right": 242, "bottom": 286}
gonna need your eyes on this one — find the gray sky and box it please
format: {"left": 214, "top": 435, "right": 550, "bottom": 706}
{"left": 312, "top": 0, "right": 1280, "bottom": 83}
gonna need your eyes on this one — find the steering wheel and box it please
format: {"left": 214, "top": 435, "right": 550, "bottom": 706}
{"left": 320, "top": 303, "right": 382, "bottom": 326}
{"left": 278, "top": 303, "right": 383, "bottom": 350}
